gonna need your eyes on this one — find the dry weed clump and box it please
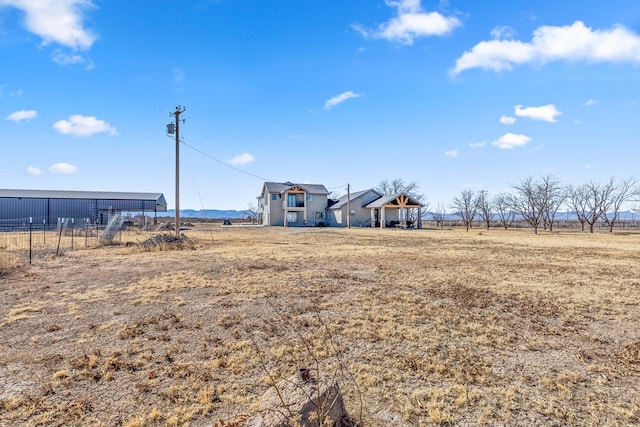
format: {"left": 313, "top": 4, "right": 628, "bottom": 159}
{"left": 134, "top": 233, "right": 200, "bottom": 252}
{"left": 0, "top": 250, "right": 21, "bottom": 275}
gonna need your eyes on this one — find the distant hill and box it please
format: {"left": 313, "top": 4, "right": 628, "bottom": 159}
{"left": 160, "top": 209, "right": 251, "bottom": 219}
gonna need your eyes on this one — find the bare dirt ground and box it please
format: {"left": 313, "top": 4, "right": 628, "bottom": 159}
{"left": 1, "top": 226, "right": 639, "bottom": 426}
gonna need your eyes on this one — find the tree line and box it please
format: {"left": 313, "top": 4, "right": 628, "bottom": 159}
{"left": 438, "top": 175, "right": 639, "bottom": 234}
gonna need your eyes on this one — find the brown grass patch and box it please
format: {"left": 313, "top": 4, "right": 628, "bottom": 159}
{"left": 0, "top": 250, "right": 21, "bottom": 275}
{"left": 0, "top": 226, "right": 639, "bottom": 426}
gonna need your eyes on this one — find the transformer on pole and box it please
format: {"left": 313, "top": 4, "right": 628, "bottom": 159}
{"left": 168, "top": 106, "right": 185, "bottom": 236}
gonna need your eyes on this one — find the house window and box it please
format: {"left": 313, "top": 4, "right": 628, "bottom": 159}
{"left": 272, "top": 194, "right": 281, "bottom": 201}
{"left": 287, "top": 212, "right": 298, "bottom": 222}
{"left": 307, "top": 194, "right": 313, "bottom": 201}
{"left": 315, "top": 212, "right": 324, "bottom": 219}
{"left": 350, "top": 209, "right": 356, "bottom": 216}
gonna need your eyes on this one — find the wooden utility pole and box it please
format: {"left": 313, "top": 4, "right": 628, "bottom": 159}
{"left": 169, "top": 106, "right": 186, "bottom": 236}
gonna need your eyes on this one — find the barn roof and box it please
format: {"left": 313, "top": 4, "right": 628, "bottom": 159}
{"left": 0, "top": 189, "right": 167, "bottom": 207}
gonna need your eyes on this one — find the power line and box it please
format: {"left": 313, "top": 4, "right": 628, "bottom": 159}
{"left": 179, "top": 138, "right": 273, "bottom": 182}
{"left": 178, "top": 134, "right": 350, "bottom": 195}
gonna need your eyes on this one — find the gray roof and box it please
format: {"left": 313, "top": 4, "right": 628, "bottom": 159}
{"left": 0, "top": 189, "right": 167, "bottom": 205}
{"left": 263, "top": 182, "right": 329, "bottom": 195}
{"left": 329, "top": 189, "right": 382, "bottom": 210}
{"left": 364, "top": 193, "right": 423, "bottom": 208}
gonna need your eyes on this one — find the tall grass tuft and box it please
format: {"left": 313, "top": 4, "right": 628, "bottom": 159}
{"left": 0, "top": 250, "right": 21, "bottom": 275}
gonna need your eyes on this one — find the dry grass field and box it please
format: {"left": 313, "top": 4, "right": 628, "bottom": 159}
{"left": 1, "top": 225, "right": 639, "bottom": 426}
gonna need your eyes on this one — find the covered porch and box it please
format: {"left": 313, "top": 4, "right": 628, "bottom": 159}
{"left": 365, "top": 194, "right": 423, "bottom": 229}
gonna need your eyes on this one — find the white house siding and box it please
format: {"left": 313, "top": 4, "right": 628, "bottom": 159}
{"left": 267, "top": 195, "right": 285, "bottom": 226}
{"left": 305, "top": 197, "right": 327, "bottom": 226}
{"left": 258, "top": 182, "right": 330, "bottom": 227}
{"left": 328, "top": 189, "right": 382, "bottom": 228}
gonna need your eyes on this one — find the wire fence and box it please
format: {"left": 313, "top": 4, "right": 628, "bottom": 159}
{"left": 0, "top": 217, "right": 158, "bottom": 264}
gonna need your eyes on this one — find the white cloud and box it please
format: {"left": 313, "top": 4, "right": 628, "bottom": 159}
{"left": 228, "top": 153, "right": 255, "bottom": 166}
{"left": 324, "top": 91, "right": 361, "bottom": 110}
{"left": 353, "top": 0, "right": 461, "bottom": 45}
{"left": 0, "top": 0, "right": 97, "bottom": 49}
{"left": 49, "top": 162, "right": 77, "bottom": 174}
{"left": 26, "top": 166, "right": 42, "bottom": 176}
{"left": 6, "top": 109, "right": 37, "bottom": 121}
{"left": 491, "top": 26, "right": 515, "bottom": 40}
{"left": 585, "top": 98, "right": 598, "bottom": 106}
{"left": 444, "top": 149, "right": 458, "bottom": 158}
{"left": 492, "top": 133, "right": 531, "bottom": 149}
{"left": 53, "top": 114, "right": 118, "bottom": 137}
{"left": 514, "top": 104, "right": 561, "bottom": 122}
{"left": 469, "top": 141, "right": 486, "bottom": 148}
{"left": 52, "top": 50, "right": 93, "bottom": 69}
{"left": 499, "top": 115, "right": 516, "bottom": 125}
{"left": 452, "top": 21, "right": 640, "bottom": 75}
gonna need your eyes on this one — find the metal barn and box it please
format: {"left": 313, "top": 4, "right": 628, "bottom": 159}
{"left": 0, "top": 189, "right": 167, "bottom": 230}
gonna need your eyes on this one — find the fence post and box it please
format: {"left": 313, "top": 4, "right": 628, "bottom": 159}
{"left": 85, "top": 219, "right": 89, "bottom": 248}
{"left": 56, "top": 218, "right": 64, "bottom": 256}
{"left": 29, "top": 217, "right": 33, "bottom": 264}
{"left": 71, "top": 218, "right": 74, "bottom": 251}
{"left": 43, "top": 219, "right": 46, "bottom": 246}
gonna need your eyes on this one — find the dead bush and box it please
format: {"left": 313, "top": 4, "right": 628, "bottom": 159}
{"left": 0, "top": 250, "right": 21, "bottom": 275}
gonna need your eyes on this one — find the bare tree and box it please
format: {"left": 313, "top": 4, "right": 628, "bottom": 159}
{"left": 451, "top": 189, "right": 478, "bottom": 231}
{"left": 512, "top": 177, "right": 546, "bottom": 234}
{"left": 584, "top": 179, "right": 616, "bottom": 233}
{"left": 601, "top": 177, "right": 637, "bottom": 232}
{"left": 375, "top": 178, "right": 428, "bottom": 222}
{"left": 431, "top": 203, "right": 447, "bottom": 228}
{"left": 566, "top": 184, "right": 590, "bottom": 231}
{"left": 476, "top": 190, "right": 495, "bottom": 230}
{"left": 539, "top": 174, "right": 567, "bottom": 232}
{"left": 247, "top": 203, "right": 259, "bottom": 224}
{"left": 493, "top": 193, "right": 516, "bottom": 230}
{"left": 376, "top": 178, "right": 425, "bottom": 202}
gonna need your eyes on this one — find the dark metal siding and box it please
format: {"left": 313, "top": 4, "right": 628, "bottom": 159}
{"left": 0, "top": 197, "right": 47, "bottom": 229}
{"left": 96, "top": 199, "right": 158, "bottom": 211}
{"left": 0, "top": 196, "right": 164, "bottom": 230}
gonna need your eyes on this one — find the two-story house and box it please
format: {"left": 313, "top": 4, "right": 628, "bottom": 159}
{"left": 257, "top": 182, "right": 331, "bottom": 227}
{"left": 257, "top": 182, "right": 424, "bottom": 228}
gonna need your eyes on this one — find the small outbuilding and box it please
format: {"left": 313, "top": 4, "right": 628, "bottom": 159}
{"left": 0, "top": 189, "right": 167, "bottom": 230}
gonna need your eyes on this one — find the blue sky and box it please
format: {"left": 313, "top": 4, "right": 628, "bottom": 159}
{"left": 2, "top": 1, "right": 640, "bottom": 210}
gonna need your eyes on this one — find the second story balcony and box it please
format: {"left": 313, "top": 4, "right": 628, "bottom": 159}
{"left": 284, "top": 193, "right": 306, "bottom": 209}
